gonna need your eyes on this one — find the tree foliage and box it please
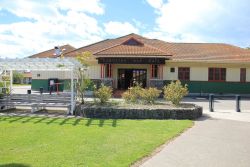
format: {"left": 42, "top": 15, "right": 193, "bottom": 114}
{"left": 94, "top": 84, "right": 112, "bottom": 104}
{"left": 75, "top": 51, "right": 93, "bottom": 104}
{"left": 140, "top": 87, "right": 161, "bottom": 104}
{"left": 163, "top": 80, "right": 188, "bottom": 106}
{"left": 13, "top": 71, "right": 24, "bottom": 84}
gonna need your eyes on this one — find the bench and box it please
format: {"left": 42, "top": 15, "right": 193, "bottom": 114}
{"left": 0, "top": 93, "right": 74, "bottom": 113}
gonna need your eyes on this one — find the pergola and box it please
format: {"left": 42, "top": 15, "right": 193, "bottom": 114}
{"left": 0, "top": 57, "right": 82, "bottom": 114}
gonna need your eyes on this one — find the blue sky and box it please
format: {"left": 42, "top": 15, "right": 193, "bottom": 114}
{"left": 0, "top": 0, "right": 250, "bottom": 58}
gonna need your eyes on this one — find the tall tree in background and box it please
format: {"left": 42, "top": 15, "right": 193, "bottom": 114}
{"left": 13, "top": 71, "right": 24, "bottom": 84}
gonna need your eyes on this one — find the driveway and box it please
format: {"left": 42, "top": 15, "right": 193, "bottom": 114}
{"left": 140, "top": 98, "right": 250, "bottom": 167}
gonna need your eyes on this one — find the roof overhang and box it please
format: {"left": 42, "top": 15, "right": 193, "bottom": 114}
{"left": 0, "top": 58, "right": 82, "bottom": 71}
{"left": 97, "top": 57, "right": 168, "bottom": 64}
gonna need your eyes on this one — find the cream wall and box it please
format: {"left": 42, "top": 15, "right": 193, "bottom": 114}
{"left": 246, "top": 69, "right": 250, "bottom": 82}
{"left": 190, "top": 67, "right": 208, "bottom": 81}
{"left": 85, "top": 65, "right": 101, "bottom": 79}
{"left": 164, "top": 66, "right": 177, "bottom": 80}
{"left": 32, "top": 71, "right": 66, "bottom": 80}
{"left": 226, "top": 68, "right": 240, "bottom": 82}
{"left": 164, "top": 66, "right": 208, "bottom": 81}
{"left": 164, "top": 61, "right": 250, "bottom": 82}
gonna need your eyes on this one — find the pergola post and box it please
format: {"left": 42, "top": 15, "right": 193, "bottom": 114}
{"left": 70, "top": 68, "right": 74, "bottom": 115}
{"left": 10, "top": 70, "right": 13, "bottom": 94}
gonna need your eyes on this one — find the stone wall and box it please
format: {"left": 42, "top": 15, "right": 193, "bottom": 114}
{"left": 75, "top": 105, "right": 202, "bottom": 120}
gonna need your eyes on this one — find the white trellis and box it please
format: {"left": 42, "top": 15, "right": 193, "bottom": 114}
{"left": 0, "top": 58, "right": 83, "bottom": 114}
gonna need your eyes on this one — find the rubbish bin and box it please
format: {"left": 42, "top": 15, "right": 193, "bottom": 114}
{"left": 39, "top": 87, "right": 44, "bottom": 94}
{"left": 27, "top": 90, "right": 31, "bottom": 94}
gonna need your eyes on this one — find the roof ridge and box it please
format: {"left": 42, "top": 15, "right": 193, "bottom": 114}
{"left": 65, "top": 39, "right": 110, "bottom": 55}
{"left": 94, "top": 35, "right": 146, "bottom": 55}
{"left": 94, "top": 43, "right": 123, "bottom": 55}
{"left": 115, "top": 33, "right": 148, "bottom": 40}
{"left": 143, "top": 43, "right": 170, "bottom": 55}
{"left": 29, "top": 44, "right": 75, "bottom": 57}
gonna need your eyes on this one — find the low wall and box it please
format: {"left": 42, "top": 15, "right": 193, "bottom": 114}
{"left": 75, "top": 105, "right": 202, "bottom": 120}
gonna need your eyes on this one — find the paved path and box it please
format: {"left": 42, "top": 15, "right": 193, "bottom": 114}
{"left": 141, "top": 98, "right": 250, "bottom": 167}
{"left": 141, "top": 117, "right": 250, "bottom": 167}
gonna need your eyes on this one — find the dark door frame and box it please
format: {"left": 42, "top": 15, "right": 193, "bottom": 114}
{"left": 117, "top": 68, "right": 147, "bottom": 90}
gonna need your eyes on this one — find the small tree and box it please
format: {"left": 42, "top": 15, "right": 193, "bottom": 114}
{"left": 94, "top": 84, "right": 112, "bottom": 104}
{"left": 13, "top": 71, "right": 24, "bottom": 84}
{"left": 75, "top": 69, "right": 90, "bottom": 104}
{"left": 163, "top": 80, "right": 188, "bottom": 106}
{"left": 140, "top": 87, "right": 161, "bottom": 104}
{"left": 75, "top": 51, "right": 93, "bottom": 104}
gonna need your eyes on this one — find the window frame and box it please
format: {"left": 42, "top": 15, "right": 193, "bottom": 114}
{"left": 208, "top": 68, "right": 226, "bottom": 82}
{"left": 240, "top": 68, "right": 246, "bottom": 83}
{"left": 178, "top": 67, "right": 190, "bottom": 81}
{"left": 151, "top": 64, "right": 159, "bottom": 79}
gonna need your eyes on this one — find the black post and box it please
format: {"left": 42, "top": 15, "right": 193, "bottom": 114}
{"left": 236, "top": 95, "right": 241, "bottom": 112}
{"left": 49, "top": 86, "right": 52, "bottom": 95}
{"left": 39, "top": 87, "right": 43, "bottom": 94}
{"left": 209, "top": 94, "right": 214, "bottom": 112}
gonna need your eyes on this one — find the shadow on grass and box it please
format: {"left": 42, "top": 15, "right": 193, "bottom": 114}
{"left": 0, "top": 116, "right": 118, "bottom": 127}
{"left": 0, "top": 163, "right": 30, "bottom": 167}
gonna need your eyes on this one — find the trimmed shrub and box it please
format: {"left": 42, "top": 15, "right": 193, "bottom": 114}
{"left": 94, "top": 84, "right": 112, "bottom": 104}
{"left": 140, "top": 87, "right": 161, "bottom": 104}
{"left": 163, "top": 80, "right": 188, "bottom": 106}
{"left": 122, "top": 83, "right": 143, "bottom": 103}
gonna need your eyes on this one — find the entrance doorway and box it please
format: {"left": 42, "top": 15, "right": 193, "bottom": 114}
{"left": 117, "top": 69, "right": 147, "bottom": 90}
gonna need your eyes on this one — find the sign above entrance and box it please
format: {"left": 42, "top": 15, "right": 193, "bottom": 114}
{"left": 98, "top": 57, "right": 166, "bottom": 64}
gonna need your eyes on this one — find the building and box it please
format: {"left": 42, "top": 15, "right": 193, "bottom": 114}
{"left": 30, "top": 44, "right": 76, "bottom": 91}
{"left": 22, "top": 72, "right": 32, "bottom": 84}
{"left": 30, "top": 34, "right": 250, "bottom": 94}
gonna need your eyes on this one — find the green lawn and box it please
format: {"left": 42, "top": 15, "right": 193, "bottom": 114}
{"left": 0, "top": 116, "right": 192, "bottom": 167}
{"left": 13, "top": 83, "right": 31, "bottom": 86}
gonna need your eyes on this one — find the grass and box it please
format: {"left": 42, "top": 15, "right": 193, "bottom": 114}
{"left": 13, "top": 83, "right": 31, "bottom": 86}
{"left": 0, "top": 116, "right": 192, "bottom": 167}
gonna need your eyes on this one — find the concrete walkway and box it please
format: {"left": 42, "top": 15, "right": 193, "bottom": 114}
{"left": 141, "top": 98, "right": 250, "bottom": 167}
{"left": 141, "top": 117, "right": 250, "bottom": 167}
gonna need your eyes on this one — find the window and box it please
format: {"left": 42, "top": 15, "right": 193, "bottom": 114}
{"left": 170, "top": 67, "right": 175, "bottom": 73}
{"left": 123, "top": 38, "right": 143, "bottom": 46}
{"left": 208, "top": 68, "right": 226, "bottom": 81}
{"left": 178, "top": 67, "right": 190, "bottom": 81}
{"left": 151, "top": 65, "right": 158, "bottom": 78}
{"left": 105, "top": 64, "right": 112, "bottom": 78}
{"left": 240, "top": 68, "right": 246, "bottom": 82}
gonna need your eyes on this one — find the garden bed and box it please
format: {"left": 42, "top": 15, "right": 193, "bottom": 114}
{"left": 75, "top": 102, "right": 202, "bottom": 120}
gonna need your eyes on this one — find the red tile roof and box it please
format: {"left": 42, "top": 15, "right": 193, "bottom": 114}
{"left": 30, "top": 34, "right": 250, "bottom": 62}
{"left": 29, "top": 44, "right": 75, "bottom": 58}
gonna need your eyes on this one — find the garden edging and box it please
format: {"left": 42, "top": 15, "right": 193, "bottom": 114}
{"left": 76, "top": 104, "right": 202, "bottom": 120}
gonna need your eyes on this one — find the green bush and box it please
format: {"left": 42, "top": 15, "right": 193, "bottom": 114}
{"left": 140, "top": 87, "right": 161, "bottom": 104}
{"left": 122, "top": 83, "right": 143, "bottom": 103}
{"left": 163, "top": 80, "right": 188, "bottom": 106}
{"left": 85, "top": 79, "right": 95, "bottom": 91}
{"left": 94, "top": 84, "right": 112, "bottom": 104}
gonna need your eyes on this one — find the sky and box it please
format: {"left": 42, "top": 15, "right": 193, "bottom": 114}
{"left": 0, "top": 0, "right": 250, "bottom": 58}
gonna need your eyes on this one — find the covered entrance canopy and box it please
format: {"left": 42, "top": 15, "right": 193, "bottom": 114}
{"left": 0, "top": 57, "right": 82, "bottom": 114}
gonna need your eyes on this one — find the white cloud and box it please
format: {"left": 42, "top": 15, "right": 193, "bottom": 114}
{"left": 56, "top": 0, "right": 104, "bottom": 15}
{"left": 146, "top": 0, "right": 250, "bottom": 46}
{"left": 104, "top": 21, "right": 139, "bottom": 36}
{"left": 0, "top": 0, "right": 105, "bottom": 58}
{"left": 146, "top": 0, "right": 163, "bottom": 9}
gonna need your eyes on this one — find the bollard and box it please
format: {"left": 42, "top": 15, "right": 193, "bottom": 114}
{"left": 39, "top": 87, "right": 43, "bottom": 94}
{"left": 209, "top": 94, "right": 214, "bottom": 112}
{"left": 236, "top": 95, "right": 241, "bottom": 112}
